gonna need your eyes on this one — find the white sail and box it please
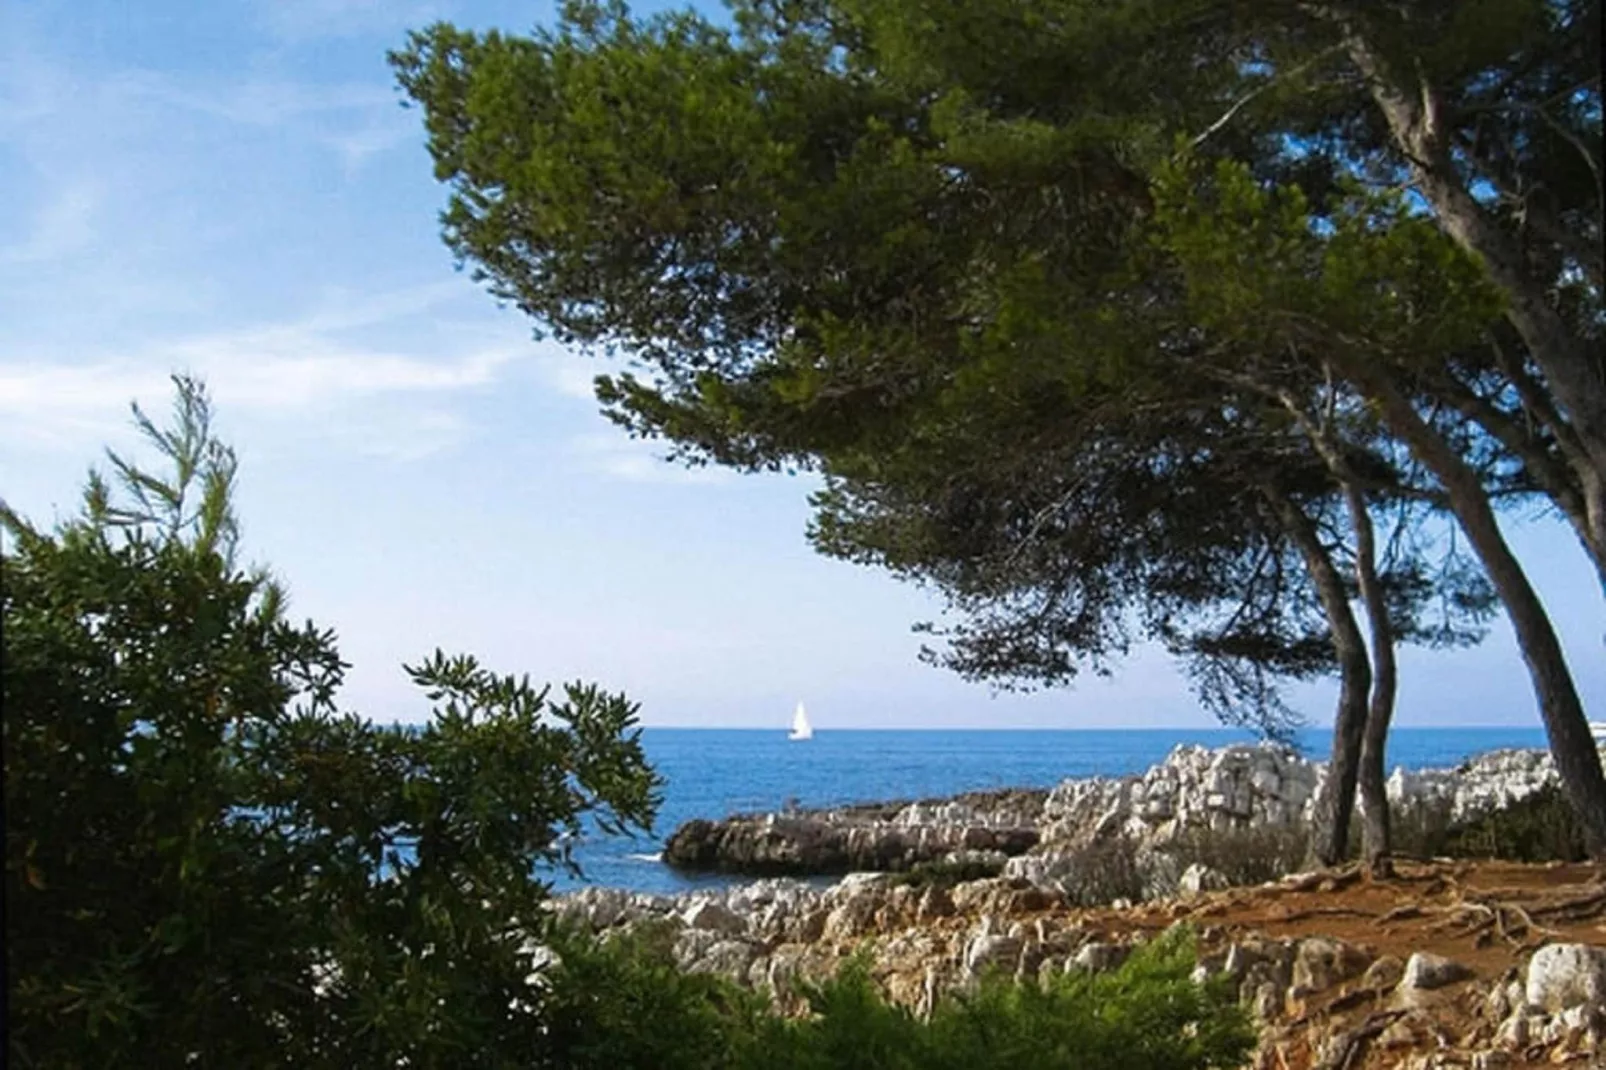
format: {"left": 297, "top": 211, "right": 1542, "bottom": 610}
{"left": 788, "top": 701, "right": 813, "bottom": 741}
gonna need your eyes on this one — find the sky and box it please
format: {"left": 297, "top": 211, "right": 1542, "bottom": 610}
{"left": 2, "top": 0, "right": 1602, "bottom": 731}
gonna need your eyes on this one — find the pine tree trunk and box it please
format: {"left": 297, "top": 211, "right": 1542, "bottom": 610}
{"left": 1264, "top": 487, "right": 1371, "bottom": 867}
{"left": 1335, "top": 27, "right": 1606, "bottom": 491}
{"left": 1344, "top": 481, "right": 1396, "bottom": 877}
{"left": 1358, "top": 373, "right": 1606, "bottom": 860}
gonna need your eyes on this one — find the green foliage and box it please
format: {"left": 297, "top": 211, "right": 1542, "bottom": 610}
{"left": 1413, "top": 787, "right": 1587, "bottom": 864}
{"left": 747, "top": 929, "right": 1253, "bottom": 1070}
{"left": 1166, "top": 824, "right": 1312, "bottom": 890}
{"left": 389, "top": 0, "right": 1527, "bottom": 747}
{"left": 527, "top": 923, "right": 1253, "bottom": 1070}
{"left": 2, "top": 376, "right": 660, "bottom": 1068}
{"left": 532, "top": 923, "right": 772, "bottom": 1070}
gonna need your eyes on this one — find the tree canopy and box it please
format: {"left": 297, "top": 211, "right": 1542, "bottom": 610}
{"left": 393, "top": 0, "right": 1605, "bottom": 858}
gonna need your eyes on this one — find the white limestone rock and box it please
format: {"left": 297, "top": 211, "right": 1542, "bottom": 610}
{"left": 1400, "top": 951, "right": 1475, "bottom": 991}
{"left": 1525, "top": 943, "right": 1606, "bottom": 1014}
{"left": 681, "top": 899, "right": 747, "bottom": 936}
{"left": 1178, "top": 862, "right": 1229, "bottom": 896}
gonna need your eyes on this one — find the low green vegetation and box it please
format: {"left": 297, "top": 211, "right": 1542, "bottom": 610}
{"left": 1391, "top": 787, "right": 1589, "bottom": 865}
{"left": 3, "top": 379, "right": 1254, "bottom": 1068}
{"left": 544, "top": 926, "right": 1255, "bottom": 1070}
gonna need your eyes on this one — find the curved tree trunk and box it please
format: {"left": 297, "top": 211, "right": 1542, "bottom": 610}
{"left": 1343, "top": 480, "right": 1397, "bottom": 876}
{"left": 1333, "top": 25, "right": 1606, "bottom": 489}
{"left": 1264, "top": 486, "right": 1371, "bottom": 867}
{"left": 1269, "top": 377, "right": 1400, "bottom": 872}
{"left": 1355, "top": 371, "right": 1606, "bottom": 860}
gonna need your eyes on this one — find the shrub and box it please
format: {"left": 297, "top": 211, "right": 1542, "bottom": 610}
{"left": 1388, "top": 788, "right": 1586, "bottom": 864}
{"left": 1443, "top": 787, "right": 1587, "bottom": 863}
{"left": 1052, "top": 838, "right": 1150, "bottom": 907}
{"left": 749, "top": 927, "right": 1255, "bottom": 1070}
{"left": 1166, "top": 822, "right": 1312, "bottom": 888}
{"left": 3, "top": 378, "right": 660, "bottom": 1068}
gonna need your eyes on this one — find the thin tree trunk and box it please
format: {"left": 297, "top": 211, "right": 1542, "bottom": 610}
{"left": 1327, "top": 27, "right": 1606, "bottom": 488}
{"left": 1353, "top": 370, "right": 1606, "bottom": 860}
{"left": 1263, "top": 486, "right": 1371, "bottom": 867}
{"left": 1266, "top": 379, "right": 1402, "bottom": 873}
{"left": 1343, "top": 480, "right": 1396, "bottom": 876}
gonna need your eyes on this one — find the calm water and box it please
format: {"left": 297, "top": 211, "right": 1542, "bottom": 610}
{"left": 556, "top": 726, "right": 1549, "bottom": 894}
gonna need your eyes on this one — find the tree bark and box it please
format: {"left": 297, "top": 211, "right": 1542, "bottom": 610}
{"left": 1336, "top": 26, "right": 1606, "bottom": 491}
{"left": 1343, "top": 480, "right": 1396, "bottom": 876}
{"left": 1353, "top": 369, "right": 1606, "bottom": 860}
{"left": 1263, "top": 486, "right": 1371, "bottom": 867}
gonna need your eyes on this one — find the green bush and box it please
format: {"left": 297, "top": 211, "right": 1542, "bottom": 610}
{"left": 3, "top": 378, "right": 660, "bottom": 1069}
{"left": 747, "top": 928, "right": 1254, "bottom": 1070}
{"left": 539, "top": 925, "right": 1253, "bottom": 1070}
{"left": 1167, "top": 823, "right": 1311, "bottom": 888}
{"left": 1390, "top": 788, "right": 1586, "bottom": 864}
{"left": 1443, "top": 787, "right": 1587, "bottom": 863}
{"left": 1052, "top": 838, "right": 1150, "bottom": 908}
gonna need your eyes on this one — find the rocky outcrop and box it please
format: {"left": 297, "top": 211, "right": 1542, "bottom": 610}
{"left": 663, "top": 788, "right": 1046, "bottom": 876}
{"left": 664, "top": 742, "right": 1601, "bottom": 881}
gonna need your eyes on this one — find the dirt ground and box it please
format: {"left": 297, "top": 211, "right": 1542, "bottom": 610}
{"left": 1065, "top": 860, "right": 1606, "bottom": 1068}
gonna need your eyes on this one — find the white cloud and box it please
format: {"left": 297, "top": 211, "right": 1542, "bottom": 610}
{"left": 126, "top": 74, "right": 398, "bottom": 128}
{"left": 568, "top": 433, "right": 732, "bottom": 485}
{"left": 0, "top": 288, "right": 528, "bottom": 457}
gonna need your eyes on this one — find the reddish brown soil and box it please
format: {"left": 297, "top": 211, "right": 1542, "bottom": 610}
{"left": 1060, "top": 861, "right": 1605, "bottom": 1068}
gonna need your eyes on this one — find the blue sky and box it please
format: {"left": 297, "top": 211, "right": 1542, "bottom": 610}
{"left": 2, "top": 0, "right": 1601, "bottom": 730}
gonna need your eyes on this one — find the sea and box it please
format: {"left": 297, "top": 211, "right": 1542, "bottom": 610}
{"left": 556, "top": 726, "right": 1550, "bottom": 895}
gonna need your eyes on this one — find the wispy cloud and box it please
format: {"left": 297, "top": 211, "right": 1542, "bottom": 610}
{"left": 0, "top": 181, "right": 101, "bottom": 265}
{"left": 123, "top": 73, "right": 398, "bottom": 128}
{"left": 568, "top": 433, "right": 732, "bottom": 485}
{"left": 0, "top": 288, "right": 526, "bottom": 455}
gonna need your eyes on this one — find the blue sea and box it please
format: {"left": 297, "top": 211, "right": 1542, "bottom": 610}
{"left": 557, "top": 726, "right": 1550, "bottom": 895}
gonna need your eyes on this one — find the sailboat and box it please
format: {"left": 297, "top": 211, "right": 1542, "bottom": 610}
{"left": 788, "top": 701, "right": 814, "bottom": 741}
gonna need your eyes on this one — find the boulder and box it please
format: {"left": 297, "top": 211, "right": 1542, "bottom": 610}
{"left": 1361, "top": 954, "right": 1406, "bottom": 991}
{"left": 685, "top": 938, "right": 758, "bottom": 977}
{"left": 1400, "top": 952, "right": 1475, "bottom": 992}
{"left": 1291, "top": 937, "right": 1370, "bottom": 996}
{"left": 1069, "top": 942, "right": 1132, "bottom": 974}
{"left": 963, "top": 934, "right": 1023, "bottom": 979}
{"left": 681, "top": 899, "right": 746, "bottom": 936}
{"left": 1525, "top": 943, "right": 1606, "bottom": 1014}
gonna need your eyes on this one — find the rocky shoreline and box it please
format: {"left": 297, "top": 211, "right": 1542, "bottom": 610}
{"left": 663, "top": 743, "right": 1574, "bottom": 886}
{"left": 553, "top": 859, "right": 1606, "bottom": 1067}
{"left": 556, "top": 742, "right": 1605, "bottom": 1067}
